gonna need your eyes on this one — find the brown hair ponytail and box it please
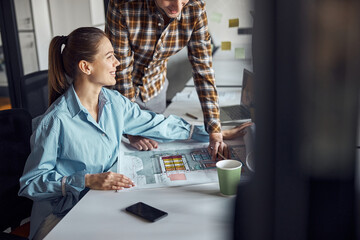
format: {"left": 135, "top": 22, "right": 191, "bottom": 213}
{"left": 48, "top": 36, "right": 69, "bottom": 105}
{"left": 48, "top": 27, "right": 107, "bottom": 105}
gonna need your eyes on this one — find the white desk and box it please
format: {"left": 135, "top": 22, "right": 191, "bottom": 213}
{"left": 45, "top": 184, "right": 235, "bottom": 240}
{"left": 44, "top": 87, "right": 244, "bottom": 240}
{"left": 167, "top": 86, "right": 242, "bottom": 124}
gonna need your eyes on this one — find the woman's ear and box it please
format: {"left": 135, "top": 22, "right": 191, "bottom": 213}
{"left": 78, "top": 60, "right": 92, "bottom": 75}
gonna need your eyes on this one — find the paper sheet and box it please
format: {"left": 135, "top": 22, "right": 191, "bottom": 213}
{"left": 209, "top": 12, "right": 223, "bottom": 23}
{"left": 117, "top": 139, "right": 247, "bottom": 190}
{"left": 235, "top": 47, "right": 246, "bottom": 59}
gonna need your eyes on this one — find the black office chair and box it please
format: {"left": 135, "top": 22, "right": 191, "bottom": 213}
{"left": 0, "top": 108, "right": 33, "bottom": 239}
{"left": 21, "top": 70, "right": 49, "bottom": 118}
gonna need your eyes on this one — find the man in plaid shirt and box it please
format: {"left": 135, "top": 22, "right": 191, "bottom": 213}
{"left": 105, "top": 0, "right": 228, "bottom": 160}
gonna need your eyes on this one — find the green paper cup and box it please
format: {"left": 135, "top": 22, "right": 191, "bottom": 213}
{"left": 216, "top": 160, "right": 242, "bottom": 196}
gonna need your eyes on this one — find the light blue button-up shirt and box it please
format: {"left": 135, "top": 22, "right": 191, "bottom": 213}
{"left": 19, "top": 85, "right": 209, "bottom": 239}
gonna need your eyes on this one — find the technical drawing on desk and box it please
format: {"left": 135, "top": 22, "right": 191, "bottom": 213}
{"left": 119, "top": 145, "right": 248, "bottom": 189}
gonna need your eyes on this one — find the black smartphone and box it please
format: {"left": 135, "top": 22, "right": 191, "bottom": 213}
{"left": 125, "top": 202, "right": 168, "bottom": 222}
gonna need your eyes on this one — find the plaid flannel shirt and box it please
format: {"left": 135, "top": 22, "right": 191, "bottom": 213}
{"left": 105, "top": 0, "right": 221, "bottom": 133}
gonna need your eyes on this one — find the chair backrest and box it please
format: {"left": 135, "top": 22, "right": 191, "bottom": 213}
{"left": 21, "top": 70, "right": 49, "bottom": 118}
{"left": 0, "top": 108, "right": 33, "bottom": 232}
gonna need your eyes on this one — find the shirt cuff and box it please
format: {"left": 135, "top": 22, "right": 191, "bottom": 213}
{"left": 191, "top": 125, "right": 210, "bottom": 142}
{"left": 65, "top": 169, "right": 88, "bottom": 193}
{"left": 206, "top": 120, "right": 221, "bottom": 133}
{"left": 188, "top": 125, "right": 195, "bottom": 140}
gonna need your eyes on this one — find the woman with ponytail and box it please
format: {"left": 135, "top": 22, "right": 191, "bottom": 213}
{"left": 18, "top": 27, "right": 251, "bottom": 239}
{"left": 48, "top": 35, "right": 70, "bottom": 105}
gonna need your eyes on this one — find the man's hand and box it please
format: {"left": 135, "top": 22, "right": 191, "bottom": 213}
{"left": 128, "top": 135, "right": 158, "bottom": 151}
{"left": 222, "top": 122, "right": 253, "bottom": 140}
{"left": 208, "top": 122, "right": 253, "bottom": 161}
{"left": 208, "top": 132, "right": 230, "bottom": 161}
{"left": 85, "top": 172, "right": 135, "bottom": 190}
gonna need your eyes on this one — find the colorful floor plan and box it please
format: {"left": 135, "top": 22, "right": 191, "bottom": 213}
{"left": 119, "top": 144, "right": 246, "bottom": 189}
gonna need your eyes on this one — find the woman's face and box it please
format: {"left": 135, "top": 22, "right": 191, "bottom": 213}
{"left": 88, "top": 37, "right": 120, "bottom": 87}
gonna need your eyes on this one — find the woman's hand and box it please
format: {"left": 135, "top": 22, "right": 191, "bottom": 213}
{"left": 222, "top": 121, "right": 253, "bottom": 140}
{"left": 85, "top": 172, "right": 135, "bottom": 190}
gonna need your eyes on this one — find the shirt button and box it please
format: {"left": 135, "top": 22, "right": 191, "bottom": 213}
{"left": 158, "top": 23, "right": 161, "bottom": 26}
{"left": 102, "top": 133, "right": 105, "bottom": 136}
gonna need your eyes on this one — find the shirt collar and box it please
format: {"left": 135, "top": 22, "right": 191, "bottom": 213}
{"left": 98, "top": 89, "right": 109, "bottom": 119}
{"left": 65, "top": 85, "right": 110, "bottom": 118}
{"left": 147, "top": 0, "right": 182, "bottom": 21}
{"left": 65, "top": 84, "right": 82, "bottom": 118}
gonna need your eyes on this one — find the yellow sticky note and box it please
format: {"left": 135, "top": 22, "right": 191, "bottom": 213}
{"left": 229, "top": 18, "right": 239, "bottom": 28}
{"left": 235, "top": 48, "right": 245, "bottom": 59}
{"left": 221, "top": 41, "right": 231, "bottom": 51}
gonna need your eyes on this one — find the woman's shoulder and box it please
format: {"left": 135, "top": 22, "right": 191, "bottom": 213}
{"left": 32, "top": 96, "right": 70, "bottom": 132}
{"left": 102, "top": 87, "right": 130, "bottom": 105}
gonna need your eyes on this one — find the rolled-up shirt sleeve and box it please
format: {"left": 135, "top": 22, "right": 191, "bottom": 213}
{"left": 187, "top": 4, "right": 221, "bottom": 134}
{"left": 120, "top": 94, "right": 209, "bottom": 142}
{"left": 18, "top": 117, "right": 87, "bottom": 214}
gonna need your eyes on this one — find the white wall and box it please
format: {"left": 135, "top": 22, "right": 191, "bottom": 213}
{"left": 31, "top": 0, "right": 105, "bottom": 71}
{"left": 167, "top": 0, "right": 254, "bottom": 98}
{"left": 30, "top": 0, "right": 252, "bottom": 71}
{"left": 205, "top": 0, "right": 254, "bottom": 60}
{"left": 31, "top": 0, "right": 52, "bottom": 71}
{"left": 90, "top": 0, "right": 106, "bottom": 26}
{"left": 49, "top": 0, "right": 91, "bottom": 36}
